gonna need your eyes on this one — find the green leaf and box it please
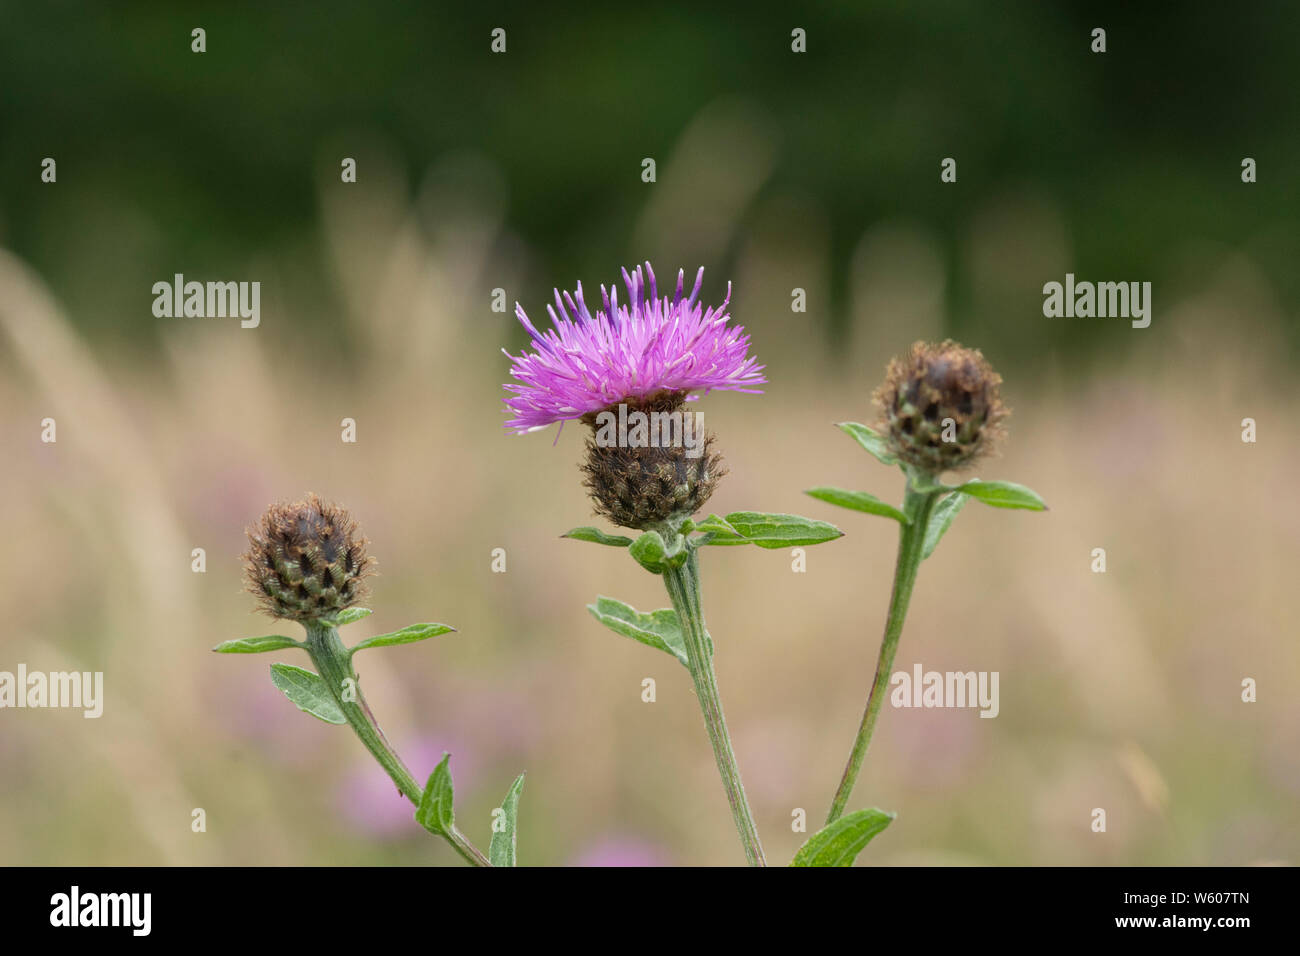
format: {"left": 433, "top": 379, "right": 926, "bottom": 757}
{"left": 349, "top": 622, "right": 456, "bottom": 656}
{"left": 692, "top": 513, "right": 749, "bottom": 546}
{"left": 334, "top": 607, "right": 373, "bottom": 626}
{"left": 489, "top": 773, "right": 526, "bottom": 867}
{"left": 627, "top": 530, "right": 687, "bottom": 572}
{"left": 269, "top": 663, "right": 346, "bottom": 725}
{"left": 955, "top": 479, "right": 1047, "bottom": 511}
{"left": 719, "top": 512, "right": 845, "bottom": 549}
{"left": 837, "top": 422, "right": 898, "bottom": 466}
{"left": 804, "top": 487, "right": 908, "bottom": 524}
{"left": 587, "top": 596, "right": 690, "bottom": 667}
{"left": 562, "top": 527, "right": 634, "bottom": 547}
{"left": 415, "top": 752, "right": 455, "bottom": 836}
{"left": 922, "top": 491, "right": 968, "bottom": 560}
{"left": 790, "top": 808, "right": 895, "bottom": 867}
{"left": 212, "top": 634, "right": 301, "bottom": 654}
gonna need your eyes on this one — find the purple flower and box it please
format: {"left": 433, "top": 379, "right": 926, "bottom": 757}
{"left": 503, "top": 262, "right": 766, "bottom": 433}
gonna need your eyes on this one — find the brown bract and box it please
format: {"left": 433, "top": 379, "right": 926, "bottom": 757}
{"left": 242, "top": 493, "right": 376, "bottom": 622}
{"left": 580, "top": 391, "right": 726, "bottom": 530}
{"left": 874, "top": 339, "right": 1008, "bottom": 474}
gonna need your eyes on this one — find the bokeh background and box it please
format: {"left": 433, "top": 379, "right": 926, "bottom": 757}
{"left": 1, "top": 2, "right": 1297, "bottom": 865}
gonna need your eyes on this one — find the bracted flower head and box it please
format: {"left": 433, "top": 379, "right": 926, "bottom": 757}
{"left": 243, "top": 493, "right": 376, "bottom": 622}
{"left": 504, "top": 263, "right": 763, "bottom": 529}
{"left": 874, "top": 339, "right": 1008, "bottom": 475}
{"left": 578, "top": 390, "right": 726, "bottom": 530}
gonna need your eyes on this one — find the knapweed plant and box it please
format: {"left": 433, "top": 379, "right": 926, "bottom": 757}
{"left": 806, "top": 341, "right": 1046, "bottom": 827}
{"left": 215, "top": 493, "right": 522, "bottom": 866}
{"left": 505, "top": 262, "right": 889, "bottom": 866}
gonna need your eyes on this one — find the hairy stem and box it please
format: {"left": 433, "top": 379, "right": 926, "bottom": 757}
{"left": 825, "top": 480, "right": 940, "bottom": 824}
{"left": 663, "top": 548, "right": 767, "bottom": 866}
{"left": 305, "top": 622, "right": 490, "bottom": 867}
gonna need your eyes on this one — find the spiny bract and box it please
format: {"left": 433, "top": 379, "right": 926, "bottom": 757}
{"left": 580, "top": 391, "right": 725, "bottom": 530}
{"left": 242, "top": 493, "right": 375, "bottom": 622}
{"left": 874, "top": 339, "right": 1007, "bottom": 474}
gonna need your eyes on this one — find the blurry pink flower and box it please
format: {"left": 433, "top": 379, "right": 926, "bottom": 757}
{"left": 335, "top": 740, "right": 479, "bottom": 839}
{"left": 569, "top": 836, "right": 670, "bottom": 867}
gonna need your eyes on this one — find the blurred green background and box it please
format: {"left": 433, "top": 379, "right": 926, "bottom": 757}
{"left": 0, "top": 2, "right": 1296, "bottom": 865}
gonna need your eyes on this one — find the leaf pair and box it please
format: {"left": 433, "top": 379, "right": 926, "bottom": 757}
{"left": 265, "top": 638, "right": 454, "bottom": 723}
{"left": 213, "top": 611, "right": 455, "bottom": 659}
{"left": 565, "top": 512, "right": 844, "bottom": 560}
{"left": 919, "top": 480, "right": 1046, "bottom": 559}
{"left": 417, "top": 753, "right": 525, "bottom": 867}
{"left": 217, "top": 611, "right": 456, "bottom": 726}
{"left": 807, "top": 476, "right": 1043, "bottom": 530}
{"left": 808, "top": 422, "right": 1047, "bottom": 553}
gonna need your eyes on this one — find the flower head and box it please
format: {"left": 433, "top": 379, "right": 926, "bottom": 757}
{"left": 502, "top": 262, "right": 765, "bottom": 433}
{"left": 874, "top": 339, "right": 1008, "bottom": 474}
{"left": 242, "top": 493, "right": 375, "bottom": 622}
{"left": 580, "top": 391, "right": 725, "bottom": 530}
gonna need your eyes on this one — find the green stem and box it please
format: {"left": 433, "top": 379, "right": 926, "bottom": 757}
{"left": 305, "top": 622, "right": 491, "bottom": 867}
{"left": 662, "top": 548, "right": 767, "bottom": 866}
{"left": 825, "top": 478, "right": 941, "bottom": 825}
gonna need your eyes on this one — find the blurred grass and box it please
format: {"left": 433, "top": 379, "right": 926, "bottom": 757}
{"left": 0, "top": 121, "right": 1296, "bottom": 865}
{"left": 2, "top": 2, "right": 1299, "bottom": 356}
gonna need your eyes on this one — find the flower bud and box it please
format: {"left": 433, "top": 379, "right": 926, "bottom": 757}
{"left": 874, "top": 339, "right": 1007, "bottom": 474}
{"left": 243, "top": 493, "right": 375, "bottom": 622}
{"left": 580, "top": 391, "right": 725, "bottom": 531}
